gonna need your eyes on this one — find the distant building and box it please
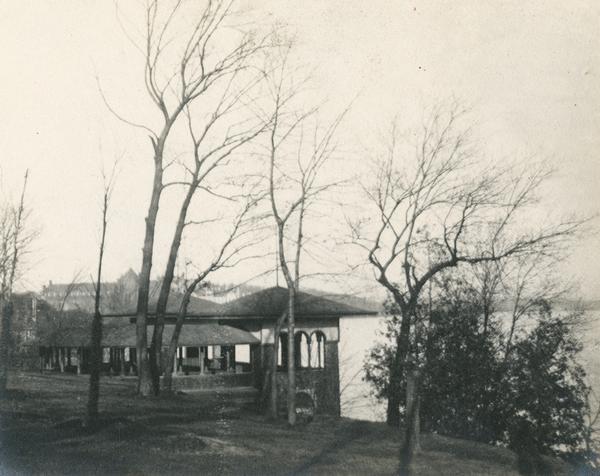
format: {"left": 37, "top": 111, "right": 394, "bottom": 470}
{"left": 192, "top": 281, "right": 264, "bottom": 304}
{"left": 9, "top": 293, "right": 56, "bottom": 368}
{"left": 40, "top": 268, "right": 139, "bottom": 313}
{"left": 11, "top": 293, "right": 39, "bottom": 346}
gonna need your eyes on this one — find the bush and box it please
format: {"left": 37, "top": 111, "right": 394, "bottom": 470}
{"left": 364, "top": 283, "right": 590, "bottom": 460}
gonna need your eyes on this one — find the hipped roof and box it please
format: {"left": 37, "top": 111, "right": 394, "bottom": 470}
{"left": 39, "top": 287, "right": 375, "bottom": 347}
{"left": 219, "top": 286, "right": 375, "bottom": 318}
{"left": 40, "top": 322, "right": 259, "bottom": 347}
{"left": 109, "top": 292, "right": 222, "bottom": 316}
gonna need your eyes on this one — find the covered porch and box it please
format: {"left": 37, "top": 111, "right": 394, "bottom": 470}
{"left": 38, "top": 322, "right": 260, "bottom": 387}
{"left": 168, "top": 324, "right": 259, "bottom": 377}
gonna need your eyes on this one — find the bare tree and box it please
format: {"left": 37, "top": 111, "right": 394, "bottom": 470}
{"left": 149, "top": 72, "right": 270, "bottom": 394}
{"left": 498, "top": 251, "right": 571, "bottom": 360}
{"left": 85, "top": 163, "right": 117, "bottom": 427}
{"left": 162, "top": 193, "right": 265, "bottom": 391}
{"left": 0, "top": 171, "right": 34, "bottom": 396}
{"left": 108, "top": 0, "right": 270, "bottom": 395}
{"left": 469, "top": 260, "right": 503, "bottom": 337}
{"left": 351, "top": 103, "right": 584, "bottom": 473}
{"left": 466, "top": 244, "right": 576, "bottom": 362}
{"left": 264, "top": 44, "right": 349, "bottom": 424}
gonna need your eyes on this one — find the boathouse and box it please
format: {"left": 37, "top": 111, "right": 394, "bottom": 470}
{"left": 37, "top": 286, "right": 377, "bottom": 415}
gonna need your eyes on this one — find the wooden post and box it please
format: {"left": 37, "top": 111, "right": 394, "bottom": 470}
{"left": 130, "top": 348, "right": 136, "bottom": 376}
{"left": 199, "top": 347, "right": 205, "bottom": 374}
{"left": 399, "top": 367, "right": 421, "bottom": 476}
{"left": 83, "top": 347, "right": 88, "bottom": 374}
{"left": 173, "top": 349, "right": 178, "bottom": 376}
{"left": 214, "top": 345, "right": 221, "bottom": 371}
{"left": 120, "top": 348, "right": 125, "bottom": 376}
{"left": 226, "top": 347, "right": 231, "bottom": 372}
{"left": 406, "top": 369, "right": 421, "bottom": 451}
{"left": 76, "top": 347, "right": 82, "bottom": 375}
{"left": 126, "top": 347, "right": 130, "bottom": 375}
{"left": 58, "top": 348, "right": 65, "bottom": 373}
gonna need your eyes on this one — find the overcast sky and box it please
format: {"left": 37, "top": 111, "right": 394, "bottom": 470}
{"left": 1, "top": 1, "right": 599, "bottom": 299}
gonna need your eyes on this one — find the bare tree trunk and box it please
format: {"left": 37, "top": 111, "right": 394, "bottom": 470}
{"left": 0, "top": 301, "right": 13, "bottom": 396}
{"left": 269, "top": 311, "right": 286, "bottom": 419}
{"left": 482, "top": 302, "right": 491, "bottom": 336}
{"left": 136, "top": 144, "right": 165, "bottom": 397}
{"left": 286, "top": 287, "right": 296, "bottom": 426}
{"left": 504, "top": 316, "right": 517, "bottom": 362}
{"left": 387, "top": 312, "right": 411, "bottom": 426}
{"left": 399, "top": 368, "right": 421, "bottom": 476}
{"left": 86, "top": 313, "right": 102, "bottom": 425}
{"left": 162, "top": 276, "right": 201, "bottom": 393}
{"left": 150, "top": 176, "right": 198, "bottom": 394}
{"left": 86, "top": 180, "right": 110, "bottom": 427}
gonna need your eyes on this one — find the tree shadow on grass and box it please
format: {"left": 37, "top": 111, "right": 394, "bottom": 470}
{"left": 290, "top": 420, "right": 374, "bottom": 474}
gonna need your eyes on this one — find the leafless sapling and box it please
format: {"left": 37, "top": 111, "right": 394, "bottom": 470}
{"left": 0, "top": 171, "right": 34, "bottom": 396}
{"left": 85, "top": 163, "right": 117, "bottom": 427}
{"left": 264, "top": 43, "right": 349, "bottom": 424}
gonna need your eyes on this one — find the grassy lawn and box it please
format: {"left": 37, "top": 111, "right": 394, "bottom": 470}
{"left": 0, "top": 372, "right": 575, "bottom": 475}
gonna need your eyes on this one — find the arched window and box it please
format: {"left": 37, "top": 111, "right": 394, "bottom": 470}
{"left": 294, "top": 332, "right": 310, "bottom": 368}
{"left": 278, "top": 333, "right": 288, "bottom": 369}
{"left": 310, "top": 331, "right": 326, "bottom": 368}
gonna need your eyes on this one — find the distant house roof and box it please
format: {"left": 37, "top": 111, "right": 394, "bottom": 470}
{"left": 218, "top": 286, "right": 377, "bottom": 318}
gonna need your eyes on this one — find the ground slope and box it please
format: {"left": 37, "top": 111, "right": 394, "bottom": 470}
{"left": 0, "top": 373, "right": 576, "bottom": 475}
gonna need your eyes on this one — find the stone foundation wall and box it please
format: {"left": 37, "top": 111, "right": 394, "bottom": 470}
{"left": 161, "top": 372, "right": 255, "bottom": 390}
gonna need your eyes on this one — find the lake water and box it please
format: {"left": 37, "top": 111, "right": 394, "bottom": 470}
{"left": 339, "top": 311, "right": 600, "bottom": 422}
